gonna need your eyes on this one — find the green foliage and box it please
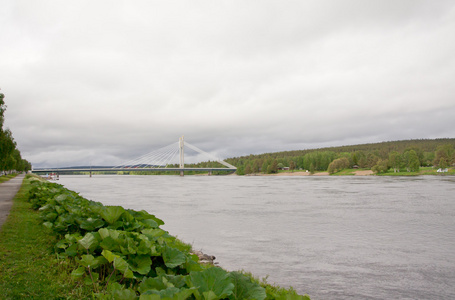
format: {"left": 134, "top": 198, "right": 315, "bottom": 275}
{"left": 188, "top": 267, "right": 234, "bottom": 299}
{"left": 229, "top": 271, "right": 266, "bottom": 300}
{"left": 372, "top": 159, "right": 389, "bottom": 174}
{"left": 434, "top": 144, "right": 454, "bottom": 168}
{"left": 388, "top": 151, "right": 401, "bottom": 173}
{"left": 26, "top": 179, "right": 309, "bottom": 299}
{"left": 327, "top": 157, "right": 349, "bottom": 174}
{"left": 407, "top": 150, "right": 420, "bottom": 172}
{"left": 0, "top": 91, "right": 31, "bottom": 173}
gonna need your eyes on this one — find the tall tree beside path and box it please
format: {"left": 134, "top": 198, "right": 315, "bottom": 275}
{"left": 0, "top": 91, "right": 5, "bottom": 126}
{"left": 0, "top": 89, "right": 31, "bottom": 173}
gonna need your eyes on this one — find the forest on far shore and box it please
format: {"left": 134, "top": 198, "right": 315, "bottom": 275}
{"left": 215, "top": 139, "right": 455, "bottom": 175}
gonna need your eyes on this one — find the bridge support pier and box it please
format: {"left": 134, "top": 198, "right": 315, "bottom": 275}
{"left": 90, "top": 171, "right": 92, "bottom": 177}
{"left": 208, "top": 170, "right": 212, "bottom": 176}
{"left": 180, "top": 170, "right": 184, "bottom": 177}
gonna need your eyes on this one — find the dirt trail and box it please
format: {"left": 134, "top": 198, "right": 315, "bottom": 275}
{"left": 0, "top": 174, "right": 25, "bottom": 228}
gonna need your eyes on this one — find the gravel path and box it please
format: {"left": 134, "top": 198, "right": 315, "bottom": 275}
{"left": 0, "top": 174, "right": 25, "bottom": 228}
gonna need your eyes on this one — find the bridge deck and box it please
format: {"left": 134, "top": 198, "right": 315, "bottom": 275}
{"left": 32, "top": 167, "right": 236, "bottom": 173}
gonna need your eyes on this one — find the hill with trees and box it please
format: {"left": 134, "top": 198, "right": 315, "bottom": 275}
{"left": 223, "top": 139, "right": 455, "bottom": 175}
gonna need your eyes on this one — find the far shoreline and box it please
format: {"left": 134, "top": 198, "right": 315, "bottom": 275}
{"left": 246, "top": 170, "right": 374, "bottom": 176}
{"left": 244, "top": 167, "right": 454, "bottom": 177}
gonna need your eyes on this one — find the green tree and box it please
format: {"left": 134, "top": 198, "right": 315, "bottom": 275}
{"left": 289, "top": 161, "right": 296, "bottom": 172}
{"left": 309, "top": 163, "right": 315, "bottom": 174}
{"left": 407, "top": 150, "right": 420, "bottom": 172}
{"left": 0, "top": 129, "right": 16, "bottom": 171}
{"left": 388, "top": 151, "right": 401, "bottom": 173}
{"left": 244, "top": 164, "right": 252, "bottom": 175}
{"left": 433, "top": 145, "right": 454, "bottom": 168}
{"left": 439, "top": 158, "right": 447, "bottom": 170}
{"left": 252, "top": 160, "right": 260, "bottom": 173}
{"left": 327, "top": 157, "right": 349, "bottom": 174}
{"left": 366, "top": 153, "right": 379, "bottom": 169}
{"left": 0, "top": 91, "right": 5, "bottom": 126}
{"left": 270, "top": 160, "right": 278, "bottom": 173}
{"left": 372, "top": 159, "right": 389, "bottom": 174}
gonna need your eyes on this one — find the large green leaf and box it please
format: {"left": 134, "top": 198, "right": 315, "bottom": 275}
{"left": 101, "top": 249, "right": 120, "bottom": 263}
{"left": 100, "top": 236, "right": 118, "bottom": 251}
{"left": 141, "top": 219, "right": 159, "bottom": 228}
{"left": 80, "top": 217, "right": 105, "bottom": 231}
{"left": 229, "top": 271, "right": 266, "bottom": 300}
{"left": 99, "top": 228, "right": 110, "bottom": 239}
{"left": 112, "top": 288, "right": 137, "bottom": 300}
{"left": 202, "top": 291, "right": 217, "bottom": 300}
{"left": 129, "top": 255, "right": 152, "bottom": 275}
{"left": 71, "top": 266, "right": 86, "bottom": 278}
{"left": 78, "top": 233, "right": 98, "bottom": 250}
{"left": 79, "top": 254, "right": 99, "bottom": 268}
{"left": 163, "top": 247, "right": 187, "bottom": 269}
{"left": 142, "top": 228, "right": 166, "bottom": 238}
{"left": 65, "top": 243, "right": 78, "bottom": 257}
{"left": 113, "top": 257, "right": 134, "bottom": 279}
{"left": 138, "top": 276, "right": 168, "bottom": 293}
{"left": 99, "top": 206, "right": 125, "bottom": 224}
{"left": 137, "top": 239, "right": 154, "bottom": 255}
{"left": 130, "top": 209, "right": 164, "bottom": 226}
{"left": 55, "top": 194, "right": 68, "bottom": 202}
{"left": 42, "top": 221, "right": 53, "bottom": 229}
{"left": 189, "top": 267, "right": 234, "bottom": 300}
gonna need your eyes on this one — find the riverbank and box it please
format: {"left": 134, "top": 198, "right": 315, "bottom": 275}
{"left": 0, "top": 175, "right": 93, "bottom": 299}
{"left": 248, "top": 169, "right": 374, "bottom": 176}
{"left": 245, "top": 167, "right": 454, "bottom": 176}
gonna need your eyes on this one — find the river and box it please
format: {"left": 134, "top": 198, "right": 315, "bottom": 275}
{"left": 58, "top": 175, "right": 455, "bottom": 299}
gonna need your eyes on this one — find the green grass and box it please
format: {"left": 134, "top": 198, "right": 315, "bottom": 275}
{"left": 377, "top": 167, "right": 455, "bottom": 176}
{"left": 0, "top": 173, "right": 18, "bottom": 183}
{"left": 0, "top": 176, "right": 92, "bottom": 299}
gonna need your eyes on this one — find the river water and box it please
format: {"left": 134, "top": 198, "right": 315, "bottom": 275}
{"left": 58, "top": 175, "right": 455, "bottom": 299}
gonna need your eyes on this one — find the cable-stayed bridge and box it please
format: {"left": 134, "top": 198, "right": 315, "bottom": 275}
{"left": 32, "top": 136, "right": 237, "bottom": 176}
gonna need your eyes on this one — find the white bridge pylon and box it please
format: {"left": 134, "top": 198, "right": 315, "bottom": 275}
{"left": 112, "top": 136, "right": 236, "bottom": 175}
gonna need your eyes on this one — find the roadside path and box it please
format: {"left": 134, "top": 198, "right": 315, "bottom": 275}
{"left": 0, "top": 174, "right": 25, "bottom": 228}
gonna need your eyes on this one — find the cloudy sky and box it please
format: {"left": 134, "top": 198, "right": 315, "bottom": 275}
{"left": 1, "top": 0, "right": 454, "bottom": 168}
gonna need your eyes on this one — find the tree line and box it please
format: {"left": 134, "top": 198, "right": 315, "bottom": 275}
{"left": 0, "top": 90, "right": 31, "bottom": 174}
{"left": 225, "top": 139, "right": 455, "bottom": 175}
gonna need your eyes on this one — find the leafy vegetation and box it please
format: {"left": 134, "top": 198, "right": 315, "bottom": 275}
{"left": 23, "top": 176, "right": 310, "bottom": 299}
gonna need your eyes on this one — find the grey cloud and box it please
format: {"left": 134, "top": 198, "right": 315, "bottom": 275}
{"left": 1, "top": 0, "right": 454, "bottom": 167}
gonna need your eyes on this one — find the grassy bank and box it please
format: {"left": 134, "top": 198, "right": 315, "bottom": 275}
{"left": 376, "top": 167, "right": 455, "bottom": 176}
{"left": 0, "top": 173, "right": 18, "bottom": 183}
{"left": 268, "top": 167, "right": 455, "bottom": 176}
{"left": 0, "top": 176, "right": 92, "bottom": 299}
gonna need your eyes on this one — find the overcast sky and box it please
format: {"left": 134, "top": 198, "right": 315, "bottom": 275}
{"left": 1, "top": 0, "right": 454, "bottom": 168}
